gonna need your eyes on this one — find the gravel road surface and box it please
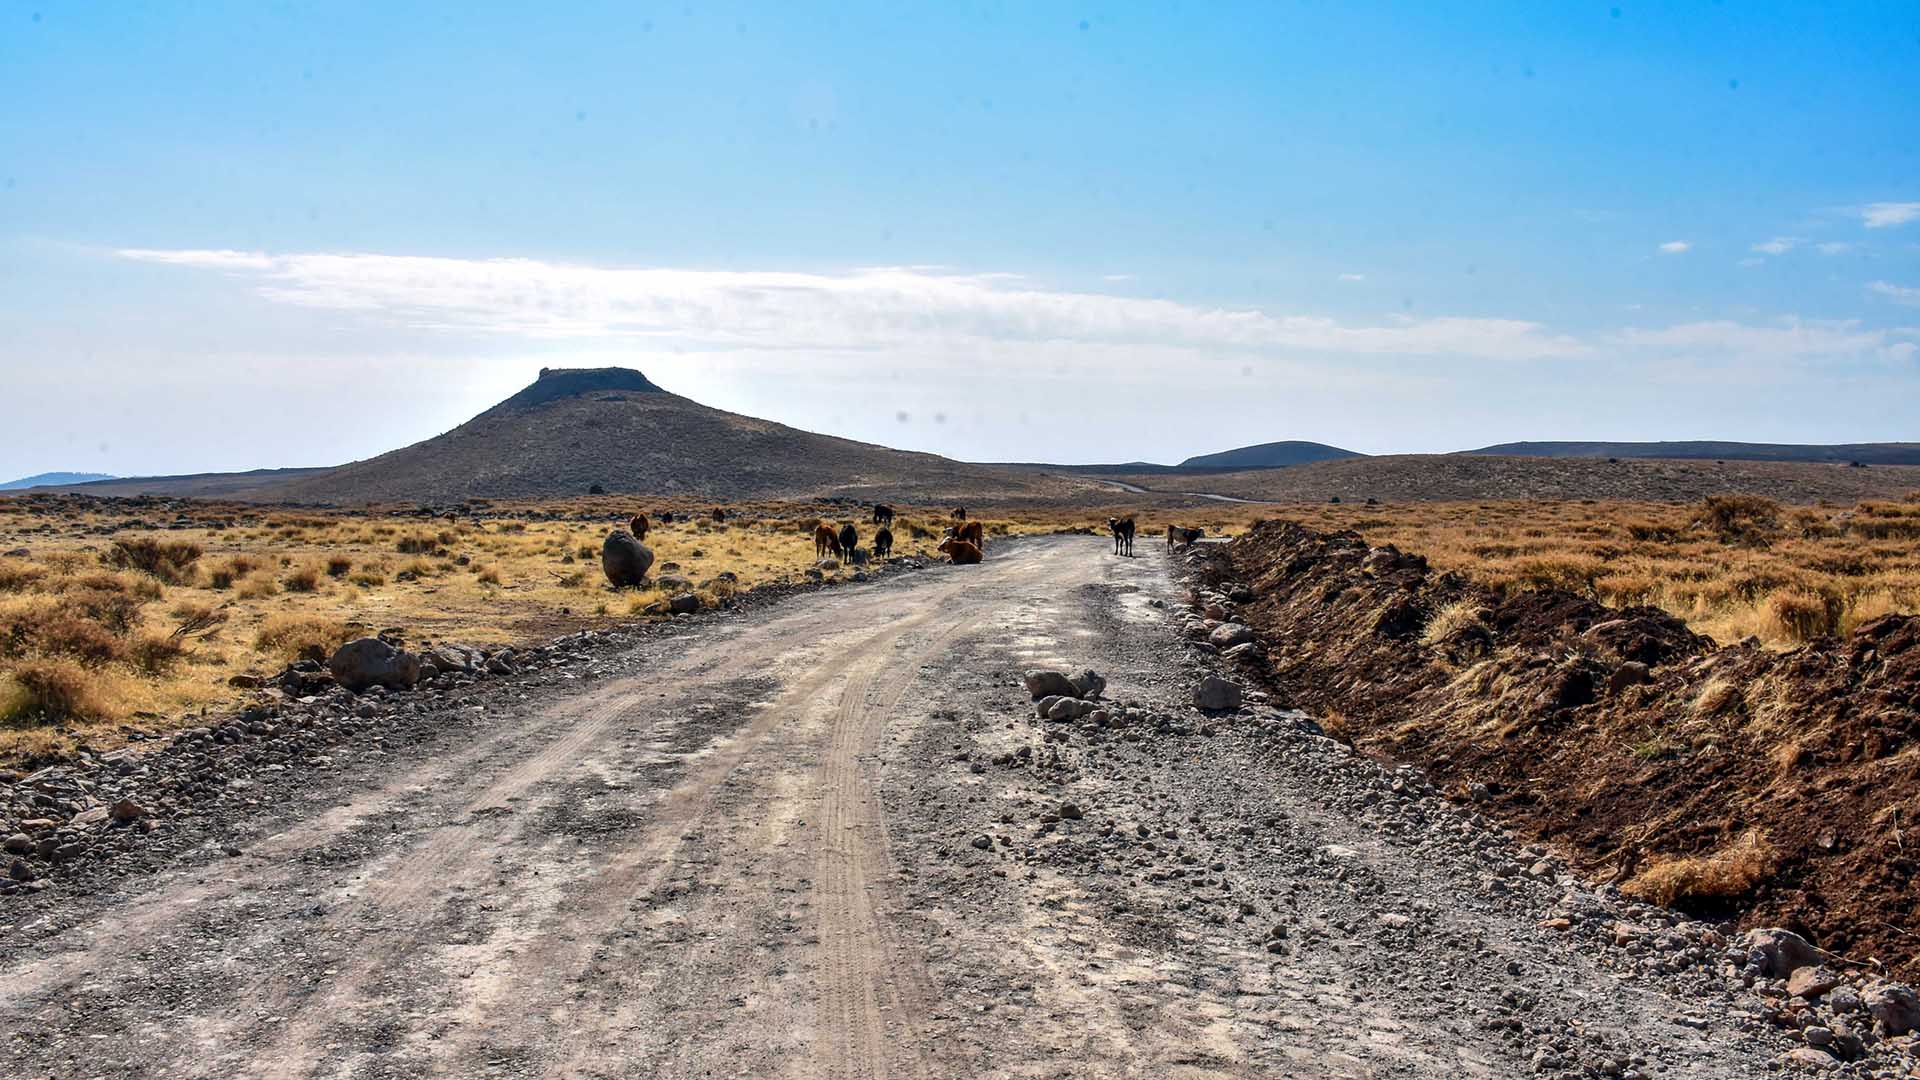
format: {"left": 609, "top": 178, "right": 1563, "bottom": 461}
{"left": 1, "top": 537, "right": 1795, "bottom": 1078}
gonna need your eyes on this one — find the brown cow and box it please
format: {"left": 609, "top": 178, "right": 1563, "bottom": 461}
{"left": 629, "top": 513, "right": 651, "bottom": 542}
{"left": 1108, "top": 516, "right": 1136, "bottom": 557}
{"left": 945, "top": 520, "right": 985, "bottom": 550}
{"left": 937, "top": 537, "right": 983, "bottom": 565}
{"left": 813, "top": 522, "right": 842, "bottom": 560}
{"left": 953, "top": 506, "right": 967, "bottom": 521}
{"left": 1166, "top": 524, "right": 1203, "bottom": 551}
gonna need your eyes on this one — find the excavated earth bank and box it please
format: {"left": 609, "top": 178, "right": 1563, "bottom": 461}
{"left": 1200, "top": 521, "right": 1920, "bottom": 978}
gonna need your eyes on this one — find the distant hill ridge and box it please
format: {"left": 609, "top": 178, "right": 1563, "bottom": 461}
{"left": 258, "top": 366, "right": 1084, "bottom": 505}
{"left": 0, "top": 471, "right": 116, "bottom": 490}
{"left": 1177, "top": 440, "right": 1364, "bottom": 470}
{"left": 1467, "top": 441, "right": 1920, "bottom": 466}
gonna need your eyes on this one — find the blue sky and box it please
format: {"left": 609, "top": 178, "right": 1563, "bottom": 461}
{"left": 2, "top": 2, "right": 1917, "bottom": 479}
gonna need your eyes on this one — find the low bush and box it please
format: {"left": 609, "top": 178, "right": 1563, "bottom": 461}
{"left": 105, "top": 536, "right": 204, "bottom": 584}
{"left": 0, "top": 558, "right": 44, "bottom": 592}
{"left": 1762, "top": 587, "right": 1842, "bottom": 643}
{"left": 129, "top": 633, "right": 187, "bottom": 674}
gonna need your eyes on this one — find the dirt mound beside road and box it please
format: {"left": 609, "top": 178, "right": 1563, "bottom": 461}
{"left": 1206, "top": 519, "right": 1920, "bottom": 976}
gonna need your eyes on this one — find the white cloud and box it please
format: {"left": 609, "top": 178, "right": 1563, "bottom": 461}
{"left": 1100, "top": 273, "right": 1135, "bottom": 282}
{"left": 1657, "top": 240, "right": 1690, "bottom": 254}
{"left": 117, "top": 248, "right": 277, "bottom": 270}
{"left": 1737, "top": 257, "right": 1765, "bottom": 268}
{"left": 1816, "top": 241, "right": 1855, "bottom": 256}
{"left": 1861, "top": 202, "right": 1920, "bottom": 228}
{"left": 1609, "top": 318, "right": 1899, "bottom": 358}
{"left": 1751, "top": 237, "right": 1797, "bottom": 255}
{"left": 1337, "top": 272, "right": 1366, "bottom": 282}
{"left": 1870, "top": 281, "right": 1920, "bottom": 307}
{"left": 115, "top": 248, "right": 1586, "bottom": 361}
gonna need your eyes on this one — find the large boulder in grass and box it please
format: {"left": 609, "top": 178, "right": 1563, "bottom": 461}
{"left": 328, "top": 637, "right": 423, "bottom": 694}
{"left": 602, "top": 530, "right": 655, "bottom": 588}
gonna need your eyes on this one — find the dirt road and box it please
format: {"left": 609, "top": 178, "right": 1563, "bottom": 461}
{"left": 2, "top": 537, "right": 1789, "bottom": 1077}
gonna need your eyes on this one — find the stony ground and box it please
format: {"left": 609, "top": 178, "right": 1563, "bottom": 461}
{"left": 0, "top": 536, "right": 1882, "bottom": 1077}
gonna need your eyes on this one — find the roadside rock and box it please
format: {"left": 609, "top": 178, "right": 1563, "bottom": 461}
{"left": 1787, "top": 966, "right": 1843, "bottom": 1000}
{"left": 1864, "top": 980, "right": 1920, "bottom": 1035}
{"left": 328, "top": 637, "right": 424, "bottom": 694}
{"left": 601, "top": 530, "right": 655, "bottom": 588}
{"left": 669, "top": 593, "right": 701, "bottom": 615}
{"left": 1024, "top": 671, "right": 1080, "bottom": 700}
{"left": 1068, "top": 670, "right": 1107, "bottom": 699}
{"left": 1744, "top": 927, "right": 1821, "bottom": 976}
{"left": 1208, "top": 623, "right": 1256, "bottom": 649}
{"left": 430, "top": 644, "right": 484, "bottom": 673}
{"left": 1192, "top": 675, "right": 1243, "bottom": 711}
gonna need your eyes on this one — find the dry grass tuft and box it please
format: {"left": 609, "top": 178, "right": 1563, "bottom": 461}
{"left": 255, "top": 615, "right": 355, "bottom": 662}
{"left": 1, "top": 658, "right": 109, "bottom": 723}
{"left": 1621, "top": 831, "right": 1776, "bottom": 907}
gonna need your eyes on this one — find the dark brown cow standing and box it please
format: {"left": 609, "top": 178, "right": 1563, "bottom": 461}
{"left": 1108, "top": 516, "right": 1136, "bottom": 557}
{"left": 838, "top": 522, "right": 859, "bottom": 559}
{"left": 873, "top": 526, "right": 893, "bottom": 559}
{"left": 814, "top": 523, "right": 842, "bottom": 560}
{"left": 629, "top": 513, "right": 650, "bottom": 543}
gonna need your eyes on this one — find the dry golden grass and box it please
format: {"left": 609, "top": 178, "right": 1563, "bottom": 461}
{"left": 1234, "top": 494, "right": 1920, "bottom": 649}
{"left": 1620, "top": 831, "right": 1777, "bottom": 906}
{"left": 0, "top": 498, "right": 1090, "bottom": 762}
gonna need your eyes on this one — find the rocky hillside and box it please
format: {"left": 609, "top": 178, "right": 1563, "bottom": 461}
{"left": 1121, "top": 453, "right": 1920, "bottom": 504}
{"left": 262, "top": 367, "right": 1090, "bottom": 506}
{"left": 1470, "top": 440, "right": 1920, "bottom": 466}
{"left": 1189, "top": 520, "right": 1920, "bottom": 976}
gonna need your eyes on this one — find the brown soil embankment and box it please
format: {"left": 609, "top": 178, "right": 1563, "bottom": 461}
{"left": 1203, "top": 520, "right": 1920, "bottom": 976}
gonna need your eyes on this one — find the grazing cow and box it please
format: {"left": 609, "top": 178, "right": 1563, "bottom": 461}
{"left": 629, "top": 513, "right": 651, "bottom": 543}
{"left": 1166, "top": 524, "right": 1203, "bottom": 551}
{"left": 814, "top": 523, "right": 842, "bottom": 560}
{"left": 937, "top": 538, "right": 983, "bottom": 565}
{"left": 953, "top": 506, "right": 967, "bottom": 521}
{"left": 1108, "top": 516, "right": 1136, "bottom": 557}
{"left": 871, "top": 504, "right": 894, "bottom": 526}
{"left": 873, "top": 526, "right": 893, "bottom": 560}
{"left": 943, "top": 520, "right": 985, "bottom": 550}
{"left": 711, "top": 508, "right": 726, "bottom": 522}
{"left": 838, "top": 522, "right": 859, "bottom": 559}
{"left": 659, "top": 510, "right": 677, "bottom": 523}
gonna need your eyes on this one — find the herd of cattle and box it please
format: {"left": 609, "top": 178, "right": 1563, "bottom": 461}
{"left": 613, "top": 505, "right": 1207, "bottom": 579}
{"left": 804, "top": 504, "right": 985, "bottom": 566}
